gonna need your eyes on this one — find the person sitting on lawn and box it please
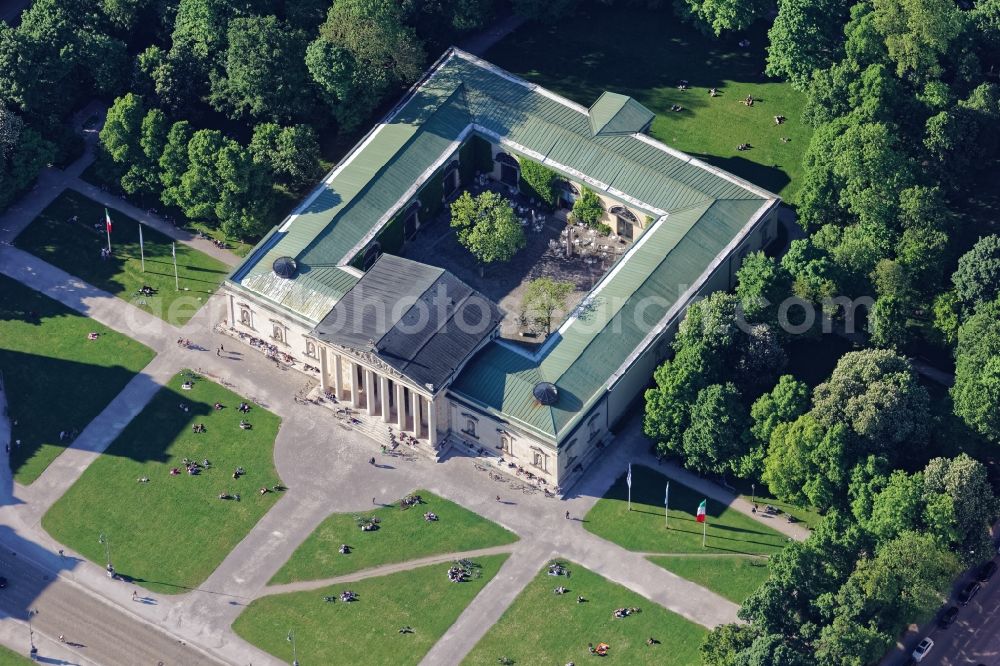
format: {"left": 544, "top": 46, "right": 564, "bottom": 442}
{"left": 87, "top": 332, "right": 100, "bottom": 340}
{"left": 259, "top": 487, "right": 269, "bottom": 495}
{"left": 170, "top": 467, "right": 180, "bottom": 475}
{"left": 181, "top": 381, "right": 193, "bottom": 390}
{"left": 239, "top": 420, "right": 252, "bottom": 430}
{"left": 213, "top": 402, "right": 223, "bottom": 410}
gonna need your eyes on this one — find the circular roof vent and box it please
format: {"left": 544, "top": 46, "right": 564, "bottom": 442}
{"left": 533, "top": 382, "right": 559, "bottom": 406}
{"left": 272, "top": 256, "right": 297, "bottom": 279}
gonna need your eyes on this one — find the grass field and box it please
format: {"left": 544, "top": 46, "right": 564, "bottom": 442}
{"left": 648, "top": 554, "right": 769, "bottom": 604}
{"left": 463, "top": 560, "right": 707, "bottom": 665}
{"left": 584, "top": 465, "right": 789, "bottom": 555}
{"left": 487, "top": 7, "right": 812, "bottom": 203}
{"left": 0, "top": 643, "right": 34, "bottom": 664}
{"left": 234, "top": 554, "right": 509, "bottom": 666}
{"left": 15, "top": 191, "right": 229, "bottom": 325}
{"left": 0, "top": 275, "right": 155, "bottom": 484}
{"left": 42, "top": 372, "right": 282, "bottom": 594}
{"left": 270, "top": 490, "right": 517, "bottom": 583}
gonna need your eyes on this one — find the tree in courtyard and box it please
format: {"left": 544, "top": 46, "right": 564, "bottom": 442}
{"left": 952, "top": 235, "right": 1000, "bottom": 315}
{"left": 522, "top": 277, "right": 574, "bottom": 336}
{"left": 811, "top": 349, "right": 930, "bottom": 461}
{"left": 450, "top": 191, "right": 526, "bottom": 271}
{"left": 210, "top": 15, "right": 314, "bottom": 123}
{"left": 518, "top": 160, "right": 559, "bottom": 208}
{"left": 570, "top": 187, "right": 603, "bottom": 227}
{"left": 682, "top": 383, "right": 749, "bottom": 476}
{"left": 306, "top": 0, "right": 425, "bottom": 130}
{"left": 766, "top": 0, "right": 854, "bottom": 90}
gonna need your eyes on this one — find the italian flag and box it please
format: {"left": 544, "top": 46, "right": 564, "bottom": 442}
{"left": 696, "top": 499, "right": 707, "bottom": 523}
{"left": 105, "top": 208, "right": 113, "bottom": 233}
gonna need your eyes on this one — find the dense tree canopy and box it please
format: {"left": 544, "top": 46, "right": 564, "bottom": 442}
{"left": 306, "top": 0, "right": 425, "bottom": 130}
{"left": 952, "top": 300, "right": 1000, "bottom": 442}
{"left": 952, "top": 235, "right": 1000, "bottom": 314}
{"left": 450, "top": 190, "right": 526, "bottom": 267}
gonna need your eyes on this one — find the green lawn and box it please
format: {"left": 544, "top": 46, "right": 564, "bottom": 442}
{"left": 15, "top": 190, "right": 229, "bottom": 325}
{"left": 270, "top": 490, "right": 517, "bottom": 583}
{"left": 486, "top": 7, "right": 812, "bottom": 203}
{"left": 463, "top": 560, "right": 706, "bottom": 665}
{"left": 0, "top": 643, "right": 34, "bottom": 664}
{"left": 0, "top": 275, "right": 155, "bottom": 484}
{"left": 42, "top": 372, "right": 283, "bottom": 594}
{"left": 234, "top": 554, "right": 509, "bottom": 666}
{"left": 649, "top": 555, "right": 770, "bottom": 604}
{"left": 584, "top": 465, "right": 789, "bottom": 555}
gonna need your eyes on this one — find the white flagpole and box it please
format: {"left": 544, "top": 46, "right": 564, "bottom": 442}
{"left": 626, "top": 463, "right": 632, "bottom": 512}
{"left": 139, "top": 224, "right": 145, "bottom": 272}
{"left": 172, "top": 242, "right": 179, "bottom": 290}
{"left": 665, "top": 482, "right": 669, "bottom": 529}
{"left": 702, "top": 507, "right": 707, "bottom": 548}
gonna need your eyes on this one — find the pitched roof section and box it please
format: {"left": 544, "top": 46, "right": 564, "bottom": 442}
{"left": 228, "top": 48, "right": 773, "bottom": 323}
{"left": 588, "top": 92, "right": 655, "bottom": 137}
{"left": 310, "top": 254, "right": 502, "bottom": 393}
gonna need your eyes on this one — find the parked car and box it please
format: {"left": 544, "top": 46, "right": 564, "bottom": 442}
{"left": 959, "top": 581, "right": 981, "bottom": 606}
{"left": 976, "top": 560, "right": 998, "bottom": 583}
{"left": 912, "top": 637, "right": 934, "bottom": 662}
{"left": 938, "top": 605, "right": 959, "bottom": 628}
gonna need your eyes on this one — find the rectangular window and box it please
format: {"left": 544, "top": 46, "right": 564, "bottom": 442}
{"left": 531, "top": 448, "right": 547, "bottom": 472}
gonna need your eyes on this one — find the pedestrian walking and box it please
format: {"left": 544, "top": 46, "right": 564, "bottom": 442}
{"left": 132, "top": 590, "right": 138, "bottom": 602}
{"left": 59, "top": 634, "right": 64, "bottom": 643}
{"left": 369, "top": 456, "right": 375, "bottom": 465}
{"left": 496, "top": 495, "right": 501, "bottom": 503}
{"left": 58, "top": 549, "right": 64, "bottom": 557}
{"left": 216, "top": 347, "right": 221, "bottom": 356}
{"left": 565, "top": 510, "right": 570, "bottom": 519}
{"left": 372, "top": 497, "right": 376, "bottom": 505}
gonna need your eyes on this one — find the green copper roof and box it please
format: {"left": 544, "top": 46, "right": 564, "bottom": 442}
{"left": 588, "top": 92, "right": 655, "bottom": 137}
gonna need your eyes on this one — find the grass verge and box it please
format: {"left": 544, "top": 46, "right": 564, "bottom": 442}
{"left": 42, "top": 372, "right": 282, "bottom": 594}
{"left": 648, "top": 554, "right": 769, "bottom": 604}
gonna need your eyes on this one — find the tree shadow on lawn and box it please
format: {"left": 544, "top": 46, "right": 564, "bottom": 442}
{"left": 2, "top": 350, "right": 157, "bottom": 484}
{"left": 688, "top": 152, "right": 791, "bottom": 198}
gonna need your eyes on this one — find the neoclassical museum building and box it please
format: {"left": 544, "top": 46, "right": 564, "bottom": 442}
{"left": 222, "top": 48, "right": 780, "bottom": 492}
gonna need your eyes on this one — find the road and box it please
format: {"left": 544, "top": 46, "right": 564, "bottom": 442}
{"left": 0, "top": 549, "right": 222, "bottom": 666}
{"left": 916, "top": 571, "right": 1000, "bottom": 666}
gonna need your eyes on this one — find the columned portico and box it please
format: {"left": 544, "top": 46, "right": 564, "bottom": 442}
{"left": 364, "top": 368, "right": 377, "bottom": 417}
{"left": 379, "top": 375, "right": 392, "bottom": 423}
{"left": 411, "top": 390, "right": 423, "bottom": 438}
{"left": 396, "top": 383, "right": 407, "bottom": 431}
{"left": 333, "top": 354, "right": 343, "bottom": 399}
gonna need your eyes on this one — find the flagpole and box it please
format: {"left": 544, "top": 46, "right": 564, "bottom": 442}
{"left": 626, "top": 463, "right": 632, "bottom": 512}
{"left": 665, "top": 482, "right": 669, "bottom": 529}
{"left": 702, "top": 509, "right": 707, "bottom": 548}
{"left": 172, "top": 242, "right": 179, "bottom": 290}
{"left": 139, "top": 224, "right": 145, "bottom": 272}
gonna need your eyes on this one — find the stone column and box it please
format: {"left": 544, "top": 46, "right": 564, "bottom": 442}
{"left": 411, "top": 391, "right": 423, "bottom": 439}
{"left": 427, "top": 396, "right": 438, "bottom": 446}
{"left": 379, "top": 375, "right": 392, "bottom": 423}
{"left": 318, "top": 346, "right": 328, "bottom": 392}
{"left": 333, "top": 354, "right": 343, "bottom": 400}
{"left": 347, "top": 361, "right": 360, "bottom": 408}
{"left": 397, "top": 383, "right": 407, "bottom": 431}
{"left": 365, "top": 368, "right": 378, "bottom": 417}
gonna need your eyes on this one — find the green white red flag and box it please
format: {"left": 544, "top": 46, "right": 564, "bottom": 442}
{"left": 696, "top": 499, "right": 707, "bottom": 523}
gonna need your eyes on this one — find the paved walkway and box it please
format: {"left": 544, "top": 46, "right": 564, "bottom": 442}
{"left": 264, "top": 544, "right": 519, "bottom": 595}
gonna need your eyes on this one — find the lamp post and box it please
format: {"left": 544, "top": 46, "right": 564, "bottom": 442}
{"left": 751, "top": 483, "right": 756, "bottom": 506}
{"left": 27, "top": 608, "right": 38, "bottom": 659}
{"left": 99, "top": 532, "right": 114, "bottom": 578}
